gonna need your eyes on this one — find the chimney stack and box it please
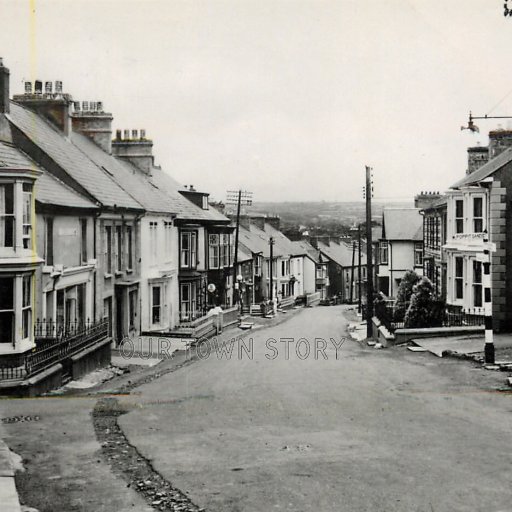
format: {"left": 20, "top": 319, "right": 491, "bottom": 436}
{"left": 488, "top": 129, "right": 512, "bottom": 160}
{"left": 0, "top": 57, "right": 9, "bottom": 114}
{"left": 466, "top": 145, "right": 488, "bottom": 175}
{"left": 111, "top": 129, "right": 154, "bottom": 174}
{"left": 13, "top": 77, "right": 73, "bottom": 136}
{"left": 71, "top": 99, "right": 113, "bottom": 153}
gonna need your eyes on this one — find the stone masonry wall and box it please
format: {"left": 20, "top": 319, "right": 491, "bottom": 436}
{"left": 489, "top": 174, "right": 508, "bottom": 331}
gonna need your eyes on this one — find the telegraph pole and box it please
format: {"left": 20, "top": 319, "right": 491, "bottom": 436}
{"left": 350, "top": 240, "right": 356, "bottom": 303}
{"left": 269, "top": 236, "right": 275, "bottom": 304}
{"left": 358, "top": 224, "right": 362, "bottom": 314}
{"left": 365, "top": 166, "right": 374, "bottom": 338}
{"left": 226, "top": 190, "right": 253, "bottom": 307}
{"left": 232, "top": 189, "right": 242, "bottom": 304}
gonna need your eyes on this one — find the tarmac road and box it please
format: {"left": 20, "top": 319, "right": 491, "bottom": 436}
{"left": 117, "top": 305, "right": 512, "bottom": 512}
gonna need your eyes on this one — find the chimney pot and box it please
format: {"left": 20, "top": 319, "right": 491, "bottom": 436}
{"left": 140, "top": 129, "right": 146, "bottom": 139}
{"left": 124, "top": 129, "right": 130, "bottom": 139}
{"left": 116, "top": 129, "right": 122, "bottom": 140}
{"left": 34, "top": 80, "right": 42, "bottom": 94}
{"left": 82, "top": 101, "right": 89, "bottom": 111}
{"left": 24, "top": 81, "right": 32, "bottom": 94}
{"left": 73, "top": 101, "right": 80, "bottom": 111}
{"left": 97, "top": 101, "right": 103, "bottom": 111}
{"left": 132, "top": 129, "right": 138, "bottom": 139}
{"left": 55, "top": 81, "right": 63, "bottom": 93}
{"left": 45, "top": 81, "right": 52, "bottom": 94}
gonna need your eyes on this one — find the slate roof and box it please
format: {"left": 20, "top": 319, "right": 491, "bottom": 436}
{"left": 382, "top": 208, "right": 422, "bottom": 241}
{"left": 238, "top": 224, "right": 270, "bottom": 256}
{"left": 0, "top": 141, "right": 97, "bottom": 209}
{"left": 70, "top": 132, "right": 176, "bottom": 214}
{"left": 8, "top": 102, "right": 141, "bottom": 210}
{"left": 262, "top": 223, "right": 296, "bottom": 257}
{"left": 451, "top": 147, "right": 512, "bottom": 189}
{"left": 291, "top": 240, "right": 321, "bottom": 263}
{"left": 317, "top": 240, "right": 366, "bottom": 267}
{"left": 148, "top": 167, "right": 230, "bottom": 223}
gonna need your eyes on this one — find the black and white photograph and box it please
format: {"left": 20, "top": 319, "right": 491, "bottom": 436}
{"left": 0, "top": 1, "right": 512, "bottom": 510}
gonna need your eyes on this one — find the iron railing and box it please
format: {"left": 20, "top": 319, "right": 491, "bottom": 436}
{"left": 375, "top": 301, "right": 485, "bottom": 333}
{"left": 0, "top": 318, "right": 109, "bottom": 382}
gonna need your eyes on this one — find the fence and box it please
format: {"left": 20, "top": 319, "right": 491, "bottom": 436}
{"left": 374, "top": 300, "right": 485, "bottom": 333}
{"left": 0, "top": 318, "right": 109, "bottom": 382}
{"left": 306, "top": 292, "right": 321, "bottom": 307}
{"left": 221, "top": 305, "right": 240, "bottom": 328}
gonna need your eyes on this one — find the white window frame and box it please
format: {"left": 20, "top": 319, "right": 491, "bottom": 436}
{"left": 472, "top": 195, "right": 484, "bottom": 234}
{"left": 455, "top": 199, "right": 464, "bottom": 234}
{"left": 414, "top": 242, "right": 423, "bottom": 267}
{"left": 454, "top": 256, "right": 464, "bottom": 301}
{"left": 180, "top": 231, "right": 197, "bottom": 268}
{"left": 379, "top": 241, "right": 388, "bottom": 265}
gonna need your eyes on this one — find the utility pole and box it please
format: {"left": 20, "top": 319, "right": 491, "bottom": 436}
{"left": 232, "top": 189, "right": 242, "bottom": 305}
{"left": 358, "top": 224, "right": 362, "bottom": 314}
{"left": 226, "top": 190, "right": 253, "bottom": 307}
{"left": 350, "top": 240, "right": 356, "bottom": 303}
{"left": 365, "top": 166, "right": 374, "bottom": 338}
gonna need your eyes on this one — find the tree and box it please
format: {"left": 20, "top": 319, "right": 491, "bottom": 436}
{"left": 394, "top": 270, "right": 420, "bottom": 321}
{"left": 404, "top": 276, "right": 443, "bottom": 328}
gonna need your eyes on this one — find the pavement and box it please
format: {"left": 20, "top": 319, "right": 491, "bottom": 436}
{"left": 0, "top": 427, "right": 21, "bottom": 512}
{"left": 1, "top": 305, "right": 512, "bottom": 511}
{"left": 413, "top": 332, "right": 512, "bottom": 358}
{"left": 117, "top": 305, "right": 512, "bottom": 512}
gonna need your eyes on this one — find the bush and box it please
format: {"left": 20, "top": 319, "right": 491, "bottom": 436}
{"left": 404, "top": 277, "right": 445, "bottom": 328}
{"left": 395, "top": 270, "right": 420, "bottom": 321}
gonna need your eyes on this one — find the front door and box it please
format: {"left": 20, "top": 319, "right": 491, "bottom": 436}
{"left": 115, "top": 286, "right": 124, "bottom": 344}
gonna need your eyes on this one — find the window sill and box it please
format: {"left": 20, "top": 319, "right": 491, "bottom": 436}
{"left": 115, "top": 271, "right": 124, "bottom": 277}
{"left": 104, "top": 273, "right": 113, "bottom": 279}
{"left": 126, "top": 268, "right": 133, "bottom": 274}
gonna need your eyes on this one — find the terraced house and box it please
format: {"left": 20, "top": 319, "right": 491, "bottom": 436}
{"left": 0, "top": 58, "right": 234, "bottom": 393}
{"left": 445, "top": 129, "right": 512, "bottom": 331}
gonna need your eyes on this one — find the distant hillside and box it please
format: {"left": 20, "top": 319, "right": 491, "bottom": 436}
{"left": 249, "top": 200, "right": 413, "bottom": 229}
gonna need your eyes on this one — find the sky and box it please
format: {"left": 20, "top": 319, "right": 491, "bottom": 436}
{"left": 0, "top": 0, "right": 511, "bottom": 203}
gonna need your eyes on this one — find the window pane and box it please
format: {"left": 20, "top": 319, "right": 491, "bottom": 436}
{"left": 455, "top": 258, "right": 463, "bottom": 277}
{"left": 23, "top": 275, "right": 31, "bottom": 307}
{"left": 473, "top": 197, "right": 483, "bottom": 217}
{"left": 0, "top": 311, "right": 14, "bottom": 344}
{"left": 455, "top": 200, "right": 463, "bottom": 218}
{"left": 0, "top": 277, "right": 14, "bottom": 310}
{"left": 152, "top": 286, "right": 161, "bottom": 307}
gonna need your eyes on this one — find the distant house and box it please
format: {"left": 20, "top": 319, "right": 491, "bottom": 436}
{"left": 375, "top": 208, "right": 423, "bottom": 297}
{"left": 419, "top": 195, "right": 447, "bottom": 298}
{"left": 315, "top": 238, "right": 366, "bottom": 302}
{"left": 291, "top": 239, "right": 329, "bottom": 300}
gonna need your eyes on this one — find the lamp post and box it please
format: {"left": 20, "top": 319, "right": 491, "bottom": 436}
{"left": 269, "top": 236, "right": 275, "bottom": 309}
